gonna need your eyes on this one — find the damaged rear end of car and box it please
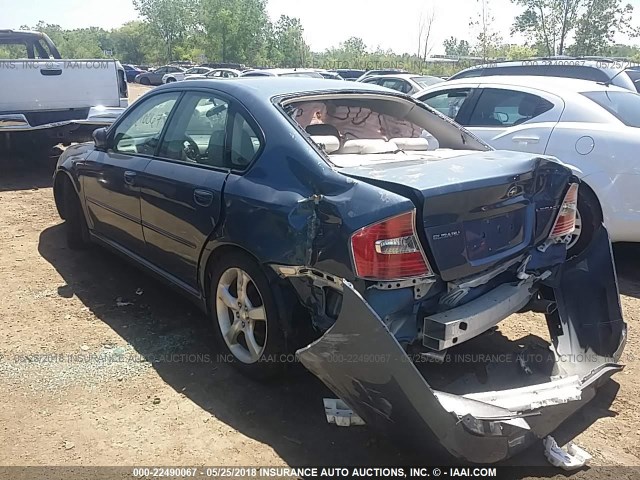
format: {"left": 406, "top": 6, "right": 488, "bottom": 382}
{"left": 272, "top": 89, "right": 627, "bottom": 463}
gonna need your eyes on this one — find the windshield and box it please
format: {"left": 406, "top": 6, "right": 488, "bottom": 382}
{"left": 284, "top": 94, "right": 489, "bottom": 166}
{"left": 582, "top": 91, "right": 640, "bottom": 127}
{"left": 413, "top": 76, "right": 443, "bottom": 88}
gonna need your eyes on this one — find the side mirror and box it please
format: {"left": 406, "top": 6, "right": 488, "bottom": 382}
{"left": 93, "top": 127, "right": 108, "bottom": 151}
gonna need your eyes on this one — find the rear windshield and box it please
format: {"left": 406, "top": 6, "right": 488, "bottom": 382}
{"left": 582, "top": 91, "right": 640, "bottom": 127}
{"left": 412, "top": 76, "right": 443, "bottom": 88}
{"left": 282, "top": 94, "right": 489, "bottom": 165}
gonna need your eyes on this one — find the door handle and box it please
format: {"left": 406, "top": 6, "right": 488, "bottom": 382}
{"left": 123, "top": 171, "right": 137, "bottom": 186}
{"left": 512, "top": 135, "right": 540, "bottom": 144}
{"left": 193, "top": 189, "right": 214, "bottom": 207}
{"left": 40, "top": 68, "right": 62, "bottom": 76}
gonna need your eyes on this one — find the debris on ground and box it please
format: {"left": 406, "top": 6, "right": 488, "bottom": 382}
{"left": 543, "top": 436, "right": 592, "bottom": 470}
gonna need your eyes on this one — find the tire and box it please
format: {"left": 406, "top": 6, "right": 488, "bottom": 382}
{"left": 62, "top": 178, "right": 90, "bottom": 250}
{"left": 166, "top": 78, "right": 176, "bottom": 83}
{"left": 567, "top": 186, "right": 602, "bottom": 258}
{"left": 140, "top": 77, "right": 151, "bottom": 86}
{"left": 208, "top": 252, "right": 286, "bottom": 380}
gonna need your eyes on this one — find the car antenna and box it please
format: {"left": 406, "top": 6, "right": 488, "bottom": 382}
{"left": 598, "top": 67, "right": 627, "bottom": 87}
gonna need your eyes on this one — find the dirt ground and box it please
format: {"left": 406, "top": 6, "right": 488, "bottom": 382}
{"left": 0, "top": 83, "right": 639, "bottom": 473}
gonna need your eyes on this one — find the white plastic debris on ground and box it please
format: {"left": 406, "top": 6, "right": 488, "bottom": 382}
{"left": 543, "top": 436, "right": 592, "bottom": 470}
{"left": 323, "top": 398, "right": 365, "bottom": 427}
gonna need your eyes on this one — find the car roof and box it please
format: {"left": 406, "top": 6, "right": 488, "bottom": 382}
{"left": 453, "top": 59, "right": 626, "bottom": 75}
{"left": 242, "top": 68, "right": 321, "bottom": 76}
{"left": 155, "top": 77, "right": 400, "bottom": 100}
{"left": 364, "top": 73, "right": 437, "bottom": 81}
{"left": 414, "top": 75, "right": 632, "bottom": 96}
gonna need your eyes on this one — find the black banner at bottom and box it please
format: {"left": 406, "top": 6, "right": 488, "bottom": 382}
{"left": 0, "top": 466, "right": 638, "bottom": 480}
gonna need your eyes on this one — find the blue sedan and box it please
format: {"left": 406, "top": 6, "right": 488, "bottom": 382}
{"left": 52, "top": 78, "right": 626, "bottom": 463}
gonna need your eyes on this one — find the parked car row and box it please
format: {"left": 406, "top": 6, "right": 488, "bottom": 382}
{"left": 127, "top": 62, "right": 448, "bottom": 91}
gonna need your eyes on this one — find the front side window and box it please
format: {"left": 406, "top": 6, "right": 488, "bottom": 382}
{"left": 419, "top": 88, "right": 472, "bottom": 119}
{"left": 158, "top": 92, "right": 230, "bottom": 166}
{"left": 112, "top": 92, "right": 180, "bottom": 155}
{"left": 582, "top": 90, "right": 640, "bottom": 127}
{"left": 468, "top": 88, "right": 553, "bottom": 127}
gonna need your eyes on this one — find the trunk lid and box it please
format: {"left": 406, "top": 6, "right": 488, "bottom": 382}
{"left": 338, "top": 150, "right": 571, "bottom": 281}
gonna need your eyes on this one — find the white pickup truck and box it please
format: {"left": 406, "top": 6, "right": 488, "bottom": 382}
{"left": 0, "top": 30, "right": 128, "bottom": 157}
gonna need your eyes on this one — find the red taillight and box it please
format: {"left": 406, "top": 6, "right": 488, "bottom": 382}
{"left": 350, "top": 210, "right": 432, "bottom": 280}
{"left": 550, "top": 183, "right": 579, "bottom": 239}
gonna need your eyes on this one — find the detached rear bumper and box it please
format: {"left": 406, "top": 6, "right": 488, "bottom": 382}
{"left": 296, "top": 226, "right": 626, "bottom": 463}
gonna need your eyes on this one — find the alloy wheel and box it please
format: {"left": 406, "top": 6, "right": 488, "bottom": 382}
{"left": 216, "top": 267, "right": 268, "bottom": 364}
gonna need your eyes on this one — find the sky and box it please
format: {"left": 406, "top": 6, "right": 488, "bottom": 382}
{"left": 1, "top": 0, "right": 639, "bottom": 55}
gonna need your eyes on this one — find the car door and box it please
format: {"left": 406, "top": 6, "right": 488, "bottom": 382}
{"left": 461, "top": 87, "right": 564, "bottom": 154}
{"left": 137, "top": 90, "right": 262, "bottom": 291}
{"left": 81, "top": 91, "right": 180, "bottom": 256}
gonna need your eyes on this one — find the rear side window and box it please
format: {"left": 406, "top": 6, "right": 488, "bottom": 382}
{"left": 582, "top": 91, "right": 640, "bottom": 127}
{"left": 418, "top": 88, "right": 472, "bottom": 119}
{"left": 468, "top": 88, "right": 553, "bottom": 127}
{"left": 230, "top": 113, "right": 261, "bottom": 169}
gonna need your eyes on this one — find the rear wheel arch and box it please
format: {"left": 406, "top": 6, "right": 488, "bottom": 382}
{"left": 567, "top": 179, "right": 604, "bottom": 256}
{"left": 578, "top": 179, "right": 603, "bottom": 223}
{"left": 202, "top": 243, "right": 261, "bottom": 302}
{"left": 201, "top": 243, "right": 304, "bottom": 339}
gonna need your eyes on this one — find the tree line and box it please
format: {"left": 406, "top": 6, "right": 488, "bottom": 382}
{"left": 1, "top": 0, "right": 639, "bottom": 77}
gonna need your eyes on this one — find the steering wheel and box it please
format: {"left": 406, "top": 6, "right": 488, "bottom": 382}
{"left": 182, "top": 136, "right": 200, "bottom": 162}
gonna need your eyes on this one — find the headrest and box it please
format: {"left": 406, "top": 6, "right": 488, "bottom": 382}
{"left": 310, "top": 135, "right": 340, "bottom": 154}
{"left": 341, "top": 139, "right": 399, "bottom": 154}
{"left": 306, "top": 123, "right": 339, "bottom": 138}
{"left": 389, "top": 137, "right": 430, "bottom": 151}
{"left": 518, "top": 96, "right": 539, "bottom": 117}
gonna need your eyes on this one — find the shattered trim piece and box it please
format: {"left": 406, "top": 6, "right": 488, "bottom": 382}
{"left": 323, "top": 398, "right": 366, "bottom": 427}
{"left": 544, "top": 436, "right": 592, "bottom": 470}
